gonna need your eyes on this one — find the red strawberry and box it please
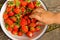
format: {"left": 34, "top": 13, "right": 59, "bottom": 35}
{"left": 30, "top": 27, "right": 35, "bottom": 33}
{"left": 10, "top": 16, "right": 17, "bottom": 22}
{"left": 13, "top": 25, "right": 19, "bottom": 32}
{"left": 14, "top": 7, "right": 20, "bottom": 14}
{"left": 33, "top": 1, "right": 36, "bottom": 8}
{"left": 29, "top": 23, "right": 36, "bottom": 27}
{"left": 6, "top": 6, "right": 12, "bottom": 12}
{"left": 9, "top": 23, "right": 15, "bottom": 28}
{"left": 27, "top": 18, "right": 31, "bottom": 24}
{"left": 31, "top": 18, "right": 36, "bottom": 23}
{"left": 24, "top": 16, "right": 30, "bottom": 24}
{"left": 3, "top": 13, "right": 8, "bottom": 19}
{"left": 33, "top": 1, "right": 36, "bottom": 6}
{"left": 18, "top": 32, "right": 23, "bottom": 36}
{"left": 13, "top": 28, "right": 18, "bottom": 32}
{"left": 21, "top": 1, "right": 27, "bottom": 7}
{"left": 8, "top": 11, "right": 14, "bottom": 16}
{"left": 35, "top": 26, "right": 40, "bottom": 31}
{"left": 28, "top": 2, "right": 35, "bottom": 9}
{"left": 24, "top": 16, "right": 28, "bottom": 19}
{"left": 20, "top": 18, "right": 27, "bottom": 26}
{"left": 14, "top": 25, "right": 19, "bottom": 29}
{"left": 21, "top": 7, "right": 25, "bottom": 12}
{"left": 12, "top": 30, "right": 17, "bottom": 35}
{"left": 21, "top": 26, "right": 28, "bottom": 33}
{"left": 7, "top": 26, "right": 12, "bottom": 32}
{"left": 19, "top": 0, "right": 23, "bottom": 2}
{"left": 26, "top": 31, "right": 33, "bottom": 37}
{"left": 5, "top": 18, "right": 14, "bottom": 25}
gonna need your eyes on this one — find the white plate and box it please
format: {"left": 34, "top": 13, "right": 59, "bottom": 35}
{"left": 0, "top": 0, "right": 47, "bottom": 40}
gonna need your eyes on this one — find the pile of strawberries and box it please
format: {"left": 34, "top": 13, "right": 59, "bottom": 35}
{"left": 3, "top": 0, "right": 44, "bottom": 37}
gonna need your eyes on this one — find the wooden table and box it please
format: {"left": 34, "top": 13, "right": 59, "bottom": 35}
{"left": 0, "top": 0, "right": 60, "bottom": 40}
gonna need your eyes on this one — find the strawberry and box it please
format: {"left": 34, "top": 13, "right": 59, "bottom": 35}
{"left": 9, "top": 23, "right": 15, "bottom": 28}
{"left": 14, "top": 7, "right": 20, "bottom": 14}
{"left": 6, "top": 6, "right": 12, "bottom": 12}
{"left": 21, "top": 7, "right": 25, "bottom": 12}
{"left": 5, "top": 18, "right": 14, "bottom": 25}
{"left": 3, "top": 13, "right": 8, "bottom": 19}
{"left": 12, "top": 30, "right": 17, "bottom": 35}
{"left": 12, "top": 25, "right": 19, "bottom": 35}
{"left": 13, "top": 28, "right": 18, "bottom": 32}
{"left": 13, "top": 25, "right": 20, "bottom": 32}
{"left": 10, "top": 16, "right": 17, "bottom": 22}
{"left": 21, "top": 1, "right": 27, "bottom": 7}
{"left": 27, "top": 18, "right": 31, "bottom": 24}
{"left": 28, "top": 2, "right": 35, "bottom": 9}
{"left": 18, "top": 32, "right": 23, "bottom": 36}
{"left": 7, "top": 26, "right": 12, "bottom": 32}
{"left": 24, "top": 16, "right": 28, "bottom": 19}
{"left": 19, "top": 0, "right": 23, "bottom": 2}
{"left": 8, "top": 11, "right": 14, "bottom": 16}
{"left": 35, "top": 26, "right": 40, "bottom": 31}
{"left": 33, "top": 1, "right": 36, "bottom": 6}
{"left": 21, "top": 26, "right": 28, "bottom": 33}
{"left": 14, "top": 25, "right": 20, "bottom": 29}
{"left": 20, "top": 18, "right": 27, "bottom": 26}
{"left": 24, "top": 16, "right": 30, "bottom": 24}
{"left": 26, "top": 31, "right": 33, "bottom": 37}
{"left": 29, "top": 23, "right": 36, "bottom": 27}
{"left": 30, "top": 27, "right": 35, "bottom": 33}
{"left": 31, "top": 18, "right": 36, "bottom": 23}
{"left": 24, "top": 16, "right": 31, "bottom": 24}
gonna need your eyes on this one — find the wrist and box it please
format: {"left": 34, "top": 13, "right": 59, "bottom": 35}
{"left": 52, "top": 15, "right": 56, "bottom": 24}
{"left": 54, "top": 13, "right": 60, "bottom": 24}
{"left": 40, "top": 12, "right": 55, "bottom": 24}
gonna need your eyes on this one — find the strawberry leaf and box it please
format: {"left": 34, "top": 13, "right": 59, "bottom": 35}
{"left": 36, "top": 1, "right": 41, "bottom": 7}
{"left": 8, "top": 1, "right": 15, "bottom": 6}
{"left": 15, "top": 0, "right": 20, "bottom": 7}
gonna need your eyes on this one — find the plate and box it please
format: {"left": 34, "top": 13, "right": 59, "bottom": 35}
{"left": 0, "top": 0, "right": 47, "bottom": 40}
